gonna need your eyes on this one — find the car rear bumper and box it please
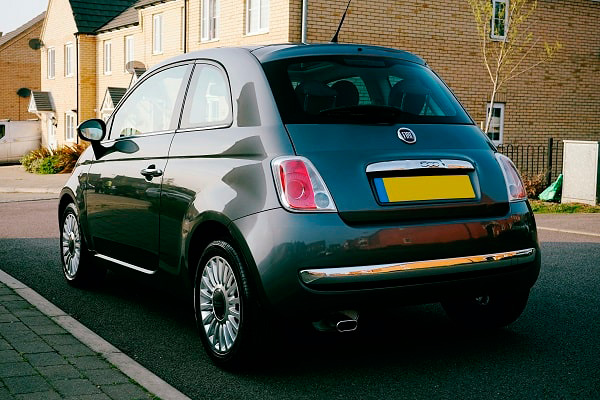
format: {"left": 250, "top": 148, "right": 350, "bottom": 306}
{"left": 232, "top": 200, "right": 540, "bottom": 316}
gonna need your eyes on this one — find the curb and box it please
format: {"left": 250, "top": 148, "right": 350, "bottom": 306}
{"left": 0, "top": 269, "right": 191, "bottom": 400}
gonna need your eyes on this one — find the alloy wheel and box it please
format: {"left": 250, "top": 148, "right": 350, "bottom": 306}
{"left": 61, "top": 213, "right": 81, "bottom": 279}
{"left": 198, "top": 256, "right": 241, "bottom": 354}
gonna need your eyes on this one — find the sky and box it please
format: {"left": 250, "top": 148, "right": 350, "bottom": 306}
{"left": 0, "top": 0, "right": 48, "bottom": 35}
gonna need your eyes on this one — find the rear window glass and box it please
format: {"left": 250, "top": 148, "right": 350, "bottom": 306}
{"left": 262, "top": 56, "right": 472, "bottom": 125}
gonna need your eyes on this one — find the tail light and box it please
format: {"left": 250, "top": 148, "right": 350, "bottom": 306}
{"left": 271, "top": 156, "right": 337, "bottom": 212}
{"left": 495, "top": 153, "right": 527, "bottom": 201}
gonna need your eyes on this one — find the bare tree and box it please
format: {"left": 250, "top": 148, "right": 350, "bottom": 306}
{"left": 467, "top": 0, "right": 561, "bottom": 134}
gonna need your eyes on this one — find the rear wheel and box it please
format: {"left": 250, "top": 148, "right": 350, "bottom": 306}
{"left": 60, "top": 203, "right": 105, "bottom": 286}
{"left": 442, "top": 290, "right": 530, "bottom": 329}
{"left": 193, "top": 240, "right": 255, "bottom": 368}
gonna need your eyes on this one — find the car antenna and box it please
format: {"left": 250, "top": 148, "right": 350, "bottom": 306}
{"left": 330, "top": 0, "right": 352, "bottom": 43}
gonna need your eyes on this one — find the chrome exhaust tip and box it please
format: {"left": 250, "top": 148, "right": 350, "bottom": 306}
{"left": 336, "top": 319, "right": 358, "bottom": 332}
{"left": 312, "top": 310, "right": 359, "bottom": 333}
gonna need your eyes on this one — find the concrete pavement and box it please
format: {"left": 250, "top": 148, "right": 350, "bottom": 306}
{"left": 0, "top": 165, "right": 68, "bottom": 194}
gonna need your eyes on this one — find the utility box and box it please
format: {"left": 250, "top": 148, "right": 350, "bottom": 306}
{"left": 562, "top": 140, "right": 600, "bottom": 205}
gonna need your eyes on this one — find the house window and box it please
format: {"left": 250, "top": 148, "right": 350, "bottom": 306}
{"left": 153, "top": 14, "right": 163, "bottom": 54}
{"left": 65, "top": 112, "right": 76, "bottom": 142}
{"left": 201, "top": 0, "right": 219, "bottom": 41}
{"left": 104, "top": 41, "right": 112, "bottom": 74}
{"left": 47, "top": 48, "right": 55, "bottom": 79}
{"left": 246, "top": 0, "right": 268, "bottom": 35}
{"left": 65, "top": 43, "right": 74, "bottom": 77}
{"left": 486, "top": 103, "right": 505, "bottom": 144}
{"left": 491, "top": 0, "right": 508, "bottom": 40}
{"left": 125, "top": 35, "right": 134, "bottom": 70}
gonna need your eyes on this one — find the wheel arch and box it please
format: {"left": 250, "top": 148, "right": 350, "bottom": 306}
{"left": 185, "top": 212, "right": 267, "bottom": 307}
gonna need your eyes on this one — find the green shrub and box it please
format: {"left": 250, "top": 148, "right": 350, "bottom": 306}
{"left": 37, "top": 156, "right": 61, "bottom": 174}
{"left": 20, "top": 144, "right": 86, "bottom": 174}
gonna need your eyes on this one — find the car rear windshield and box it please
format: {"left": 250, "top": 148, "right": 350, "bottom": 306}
{"left": 262, "top": 56, "right": 472, "bottom": 125}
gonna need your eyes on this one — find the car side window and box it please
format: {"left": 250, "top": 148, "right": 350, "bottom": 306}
{"left": 110, "top": 65, "right": 188, "bottom": 139}
{"left": 0, "top": 125, "right": 5, "bottom": 140}
{"left": 180, "top": 64, "right": 232, "bottom": 129}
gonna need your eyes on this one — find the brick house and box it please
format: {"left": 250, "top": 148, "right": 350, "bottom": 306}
{"left": 0, "top": 13, "right": 45, "bottom": 121}
{"left": 39, "top": 0, "right": 599, "bottom": 159}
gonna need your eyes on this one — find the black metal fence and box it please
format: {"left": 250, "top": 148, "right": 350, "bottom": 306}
{"left": 497, "top": 138, "right": 563, "bottom": 186}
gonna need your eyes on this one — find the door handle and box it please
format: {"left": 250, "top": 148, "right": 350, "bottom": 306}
{"left": 140, "top": 165, "right": 163, "bottom": 178}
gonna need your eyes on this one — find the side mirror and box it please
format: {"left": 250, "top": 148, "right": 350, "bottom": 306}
{"left": 77, "top": 119, "right": 106, "bottom": 142}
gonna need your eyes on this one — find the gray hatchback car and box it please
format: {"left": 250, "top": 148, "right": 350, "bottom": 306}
{"left": 59, "top": 43, "right": 540, "bottom": 367}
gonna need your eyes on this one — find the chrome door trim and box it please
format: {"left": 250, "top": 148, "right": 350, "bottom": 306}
{"left": 94, "top": 254, "right": 156, "bottom": 275}
{"left": 300, "top": 248, "right": 535, "bottom": 286}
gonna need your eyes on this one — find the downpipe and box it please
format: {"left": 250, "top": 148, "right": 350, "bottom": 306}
{"left": 312, "top": 310, "right": 359, "bottom": 333}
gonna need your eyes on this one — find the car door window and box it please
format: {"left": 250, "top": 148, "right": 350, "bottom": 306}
{"left": 180, "top": 64, "right": 232, "bottom": 129}
{"left": 0, "top": 125, "right": 5, "bottom": 140}
{"left": 110, "top": 65, "right": 188, "bottom": 139}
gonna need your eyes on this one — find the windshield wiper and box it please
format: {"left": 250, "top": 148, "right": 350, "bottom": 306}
{"left": 318, "top": 105, "right": 412, "bottom": 124}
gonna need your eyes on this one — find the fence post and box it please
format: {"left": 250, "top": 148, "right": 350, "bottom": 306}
{"left": 546, "top": 137, "right": 554, "bottom": 186}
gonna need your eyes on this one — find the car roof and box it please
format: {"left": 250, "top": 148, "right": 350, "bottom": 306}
{"left": 146, "top": 43, "right": 426, "bottom": 75}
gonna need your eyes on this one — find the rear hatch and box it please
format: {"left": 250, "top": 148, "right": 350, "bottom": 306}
{"left": 285, "top": 123, "right": 509, "bottom": 224}
{"left": 260, "top": 50, "right": 509, "bottom": 224}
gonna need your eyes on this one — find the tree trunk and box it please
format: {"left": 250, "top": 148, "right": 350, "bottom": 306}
{"left": 484, "top": 86, "right": 498, "bottom": 134}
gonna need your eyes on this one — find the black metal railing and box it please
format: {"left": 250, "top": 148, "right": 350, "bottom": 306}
{"left": 498, "top": 138, "right": 563, "bottom": 185}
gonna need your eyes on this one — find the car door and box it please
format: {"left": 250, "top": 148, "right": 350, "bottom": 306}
{"left": 85, "top": 63, "right": 192, "bottom": 273}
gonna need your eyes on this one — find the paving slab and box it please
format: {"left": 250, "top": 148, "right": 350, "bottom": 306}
{"left": 0, "top": 273, "right": 191, "bottom": 400}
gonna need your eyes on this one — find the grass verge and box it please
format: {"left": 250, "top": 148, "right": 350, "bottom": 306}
{"left": 530, "top": 200, "right": 600, "bottom": 213}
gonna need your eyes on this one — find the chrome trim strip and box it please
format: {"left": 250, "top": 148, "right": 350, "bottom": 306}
{"left": 299, "top": 248, "right": 536, "bottom": 285}
{"left": 366, "top": 159, "right": 475, "bottom": 173}
{"left": 94, "top": 254, "right": 156, "bottom": 275}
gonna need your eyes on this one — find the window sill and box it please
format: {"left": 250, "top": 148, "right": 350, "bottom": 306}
{"left": 152, "top": 51, "right": 164, "bottom": 56}
{"left": 65, "top": 74, "right": 74, "bottom": 78}
{"left": 104, "top": 72, "right": 112, "bottom": 76}
{"left": 245, "top": 29, "right": 269, "bottom": 37}
{"left": 200, "top": 38, "right": 219, "bottom": 44}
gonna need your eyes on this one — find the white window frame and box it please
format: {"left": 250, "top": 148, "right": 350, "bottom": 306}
{"left": 65, "top": 112, "right": 76, "bottom": 142}
{"left": 201, "top": 0, "right": 219, "bottom": 42}
{"left": 124, "top": 35, "right": 134, "bottom": 71}
{"left": 153, "top": 14, "right": 163, "bottom": 54}
{"left": 64, "top": 43, "right": 74, "bottom": 77}
{"left": 47, "top": 47, "right": 55, "bottom": 79}
{"left": 491, "top": 0, "right": 508, "bottom": 41}
{"left": 486, "top": 102, "right": 505, "bottom": 145}
{"left": 104, "top": 41, "right": 112, "bottom": 75}
{"left": 246, "top": 0, "right": 269, "bottom": 35}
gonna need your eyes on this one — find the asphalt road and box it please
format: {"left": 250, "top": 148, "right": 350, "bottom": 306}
{"left": 1, "top": 198, "right": 599, "bottom": 399}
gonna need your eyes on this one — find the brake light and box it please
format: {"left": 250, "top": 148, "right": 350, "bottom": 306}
{"left": 495, "top": 153, "right": 527, "bottom": 201}
{"left": 272, "top": 156, "right": 337, "bottom": 212}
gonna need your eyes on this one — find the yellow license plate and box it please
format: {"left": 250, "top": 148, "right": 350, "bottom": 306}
{"left": 374, "top": 175, "right": 475, "bottom": 203}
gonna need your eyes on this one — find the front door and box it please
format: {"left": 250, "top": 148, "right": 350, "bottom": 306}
{"left": 85, "top": 64, "right": 191, "bottom": 272}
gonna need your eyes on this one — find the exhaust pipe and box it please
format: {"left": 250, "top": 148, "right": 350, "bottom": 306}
{"left": 313, "top": 310, "right": 359, "bottom": 333}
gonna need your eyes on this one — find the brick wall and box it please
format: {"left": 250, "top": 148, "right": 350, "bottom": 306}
{"left": 0, "top": 21, "right": 43, "bottom": 121}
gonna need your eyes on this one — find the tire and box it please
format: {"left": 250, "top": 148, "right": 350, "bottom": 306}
{"left": 60, "top": 203, "right": 105, "bottom": 287}
{"left": 193, "top": 240, "right": 255, "bottom": 368}
{"left": 442, "top": 290, "right": 530, "bottom": 330}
